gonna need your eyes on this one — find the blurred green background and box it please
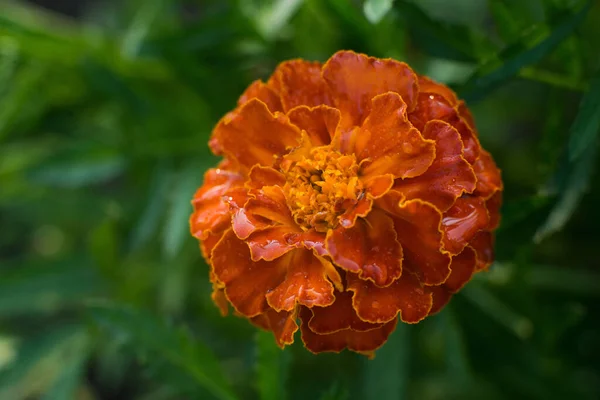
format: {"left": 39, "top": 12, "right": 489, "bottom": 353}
{"left": 0, "top": 0, "right": 599, "bottom": 399}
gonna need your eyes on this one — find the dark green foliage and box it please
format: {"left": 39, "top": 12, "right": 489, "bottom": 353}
{"left": 0, "top": 0, "right": 599, "bottom": 398}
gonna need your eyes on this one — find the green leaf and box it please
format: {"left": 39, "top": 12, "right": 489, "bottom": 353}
{"left": 163, "top": 162, "right": 204, "bottom": 260}
{"left": 255, "top": 330, "right": 289, "bottom": 400}
{"left": 0, "top": 324, "right": 86, "bottom": 399}
{"left": 363, "top": 0, "right": 394, "bottom": 24}
{"left": 393, "top": 1, "right": 495, "bottom": 62}
{"left": 89, "top": 303, "right": 238, "bottom": 400}
{"left": 363, "top": 321, "right": 409, "bottom": 400}
{"left": 568, "top": 67, "right": 600, "bottom": 161}
{"left": 0, "top": 258, "right": 103, "bottom": 317}
{"left": 41, "top": 333, "right": 90, "bottom": 400}
{"left": 461, "top": 283, "right": 533, "bottom": 339}
{"left": 459, "top": 0, "right": 592, "bottom": 102}
{"left": 489, "top": 0, "right": 523, "bottom": 42}
{"left": 525, "top": 264, "right": 600, "bottom": 296}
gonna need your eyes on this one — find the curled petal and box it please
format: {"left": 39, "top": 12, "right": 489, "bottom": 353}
{"left": 442, "top": 196, "right": 490, "bottom": 255}
{"left": 232, "top": 186, "right": 295, "bottom": 240}
{"left": 213, "top": 99, "right": 301, "bottom": 170}
{"left": 287, "top": 105, "right": 340, "bottom": 147}
{"left": 408, "top": 92, "right": 480, "bottom": 164}
{"left": 247, "top": 226, "right": 298, "bottom": 261}
{"left": 393, "top": 120, "right": 477, "bottom": 211}
{"left": 250, "top": 308, "right": 298, "bottom": 348}
{"left": 458, "top": 101, "right": 476, "bottom": 131}
{"left": 357, "top": 92, "right": 436, "bottom": 180}
{"left": 326, "top": 209, "right": 402, "bottom": 287}
{"left": 362, "top": 174, "right": 394, "bottom": 199}
{"left": 211, "top": 286, "right": 229, "bottom": 316}
{"left": 347, "top": 271, "right": 432, "bottom": 323}
{"left": 337, "top": 196, "right": 373, "bottom": 229}
{"left": 417, "top": 75, "right": 459, "bottom": 106}
{"left": 190, "top": 166, "right": 244, "bottom": 240}
{"left": 486, "top": 191, "right": 502, "bottom": 230}
{"left": 474, "top": 149, "right": 503, "bottom": 199}
{"left": 377, "top": 191, "right": 451, "bottom": 285}
{"left": 238, "top": 80, "right": 283, "bottom": 113}
{"left": 444, "top": 246, "right": 477, "bottom": 293}
{"left": 200, "top": 231, "right": 225, "bottom": 262}
{"left": 322, "top": 50, "right": 418, "bottom": 128}
{"left": 247, "top": 165, "right": 286, "bottom": 189}
{"left": 299, "top": 307, "right": 398, "bottom": 355}
{"left": 212, "top": 230, "right": 287, "bottom": 317}
{"left": 271, "top": 60, "right": 331, "bottom": 112}
{"left": 266, "top": 250, "right": 336, "bottom": 311}
{"left": 426, "top": 285, "right": 452, "bottom": 316}
{"left": 308, "top": 291, "right": 382, "bottom": 334}
{"left": 470, "top": 231, "right": 495, "bottom": 271}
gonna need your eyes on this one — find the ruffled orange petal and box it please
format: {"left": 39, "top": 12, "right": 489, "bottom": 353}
{"left": 426, "top": 285, "right": 452, "bottom": 316}
{"left": 250, "top": 308, "right": 298, "bottom": 348}
{"left": 408, "top": 92, "right": 480, "bottom": 164}
{"left": 322, "top": 50, "right": 418, "bottom": 128}
{"left": 190, "top": 166, "right": 244, "bottom": 240}
{"left": 246, "top": 226, "right": 298, "bottom": 261}
{"left": 362, "top": 174, "right": 394, "bottom": 199}
{"left": 473, "top": 149, "right": 503, "bottom": 199}
{"left": 486, "top": 191, "right": 502, "bottom": 230}
{"left": 211, "top": 230, "right": 287, "bottom": 317}
{"left": 212, "top": 99, "right": 301, "bottom": 171}
{"left": 357, "top": 92, "right": 435, "bottom": 179}
{"left": 232, "top": 186, "right": 295, "bottom": 240}
{"left": 347, "top": 270, "right": 432, "bottom": 323}
{"left": 444, "top": 246, "right": 477, "bottom": 292}
{"left": 266, "top": 249, "right": 336, "bottom": 311}
{"left": 441, "top": 196, "right": 490, "bottom": 255}
{"left": 326, "top": 209, "right": 402, "bottom": 287}
{"left": 377, "top": 191, "right": 451, "bottom": 285}
{"left": 417, "top": 75, "right": 459, "bottom": 106}
{"left": 211, "top": 286, "right": 229, "bottom": 316}
{"left": 308, "top": 291, "right": 382, "bottom": 334}
{"left": 393, "top": 120, "right": 477, "bottom": 211}
{"left": 238, "top": 80, "right": 283, "bottom": 113}
{"left": 287, "top": 105, "right": 340, "bottom": 147}
{"left": 247, "top": 165, "right": 286, "bottom": 189}
{"left": 470, "top": 231, "right": 495, "bottom": 271}
{"left": 271, "top": 60, "right": 331, "bottom": 112}
{"left": 299, "top": 307, "right": 398, "bottom": 355}
{"left": 337, "top": 196, "right": 372, "bottom": 229}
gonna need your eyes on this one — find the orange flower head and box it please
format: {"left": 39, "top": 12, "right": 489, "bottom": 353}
{"left": 190, "top": 50, "right": 503, "bottom": 357}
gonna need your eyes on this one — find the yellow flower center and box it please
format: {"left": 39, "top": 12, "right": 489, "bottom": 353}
{"left": 281, "top": 145, "right": 364, "bottom": 232}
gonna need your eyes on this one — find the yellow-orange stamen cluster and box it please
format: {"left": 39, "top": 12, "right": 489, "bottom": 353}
{"left": 282, "top": 146, "right": 363, "bottom": 232}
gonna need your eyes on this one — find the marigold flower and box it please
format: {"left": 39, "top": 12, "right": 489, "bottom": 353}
{"left": 190, "top": 50, "right": 503, "bottom": 357}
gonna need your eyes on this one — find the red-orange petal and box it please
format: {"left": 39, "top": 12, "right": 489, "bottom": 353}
{"left": 190, "top": 166, "right": 244, "bottom": 240}
{"left": 238, "top": 80, "right": 283, "bottom": 113}
{"left": 417, "top": 75, "right": 459, "bottom": 106}
{"left": 337, "top": 196, "right": 373, "bottom": 229}
{"left": 271, "top": 60, "right": 331, "bottom": 112}
{"left": 299, "top": 307, "right": 398, "bottom": 355}
{"left": 322, "top": 50, "right": 418, "bottom": 128}
{"left": 470, "top": 231, "right": 495, "bottom": 271}
{"left": 444, "top": 246, "right": 477, "bottom": 292}
{"left": 211, "top": 286, "right": 229, "bottom": 316}
{"left": 408, "top": 92, "right": 480, "bottom": 164}
{"left": 358, "top": 92, "right": 436, "bottom": 179}
{"left": 247, "top": 226, "right": 297, "bottom": 261}
{"left": 247, "top": 165, "right": 286, "bottom": 189}
{"left": 486, "top": 191, "right": 502, "bottom": 230}
{"left": 426, "top": 285, "right": 452, "bottom": 316}
{"left": 362, "top": 174, "right": 394, "bottom": 199}
{"left": 326, "top": 209, "right": 402, "bottom": 287}
{"left": 212, "top": 99, "right": 301, "bottom": 170}
{"left": 308, "top": 291, "right": 382, "bottom": 334}
{"left": 441, "top": 196, "right": 490, "bottom": 255}
{"left": 377, "top": 191, "right": 451, "bottom": 285}
{"left": 266, "top": 250, "right": 336, "bottom": 311}
{"left": 393, "top": 120, "right": 477, "bottom": 211}
{"left": 211, "top": 230, "right": 286, "bottom": 317}
{"left": 474, "top": 149, "right": 503, "bottom": 199}
{"left": 250, "top": 308, "right": 298, "bottom": 348}
{"left": 287, "top": 105, "right": 341, "bottom": 147}
{"left": 232, "top": 186, "right": 296, "bottom": 240}
{"left": 347, "top": 270, "right": 432, "bottom": 323}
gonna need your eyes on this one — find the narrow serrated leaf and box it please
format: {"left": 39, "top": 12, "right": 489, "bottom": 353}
{"left": 89, "top": 303, "right": 238, "bottom": 400}
{"left": 459, "top": 0, "right": 591, "bottom": 102}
